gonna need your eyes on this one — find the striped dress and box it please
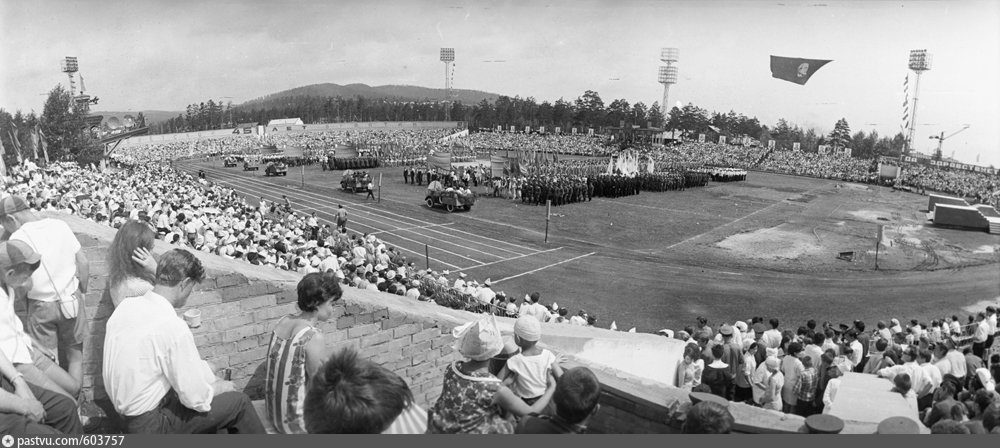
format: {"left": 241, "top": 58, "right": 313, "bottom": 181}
{"left": 265, "top": 320, "right": 318, "bottom": 434}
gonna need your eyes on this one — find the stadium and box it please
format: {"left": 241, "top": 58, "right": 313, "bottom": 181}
{"left": 1, "top": 0, "right": 999, "bottom": 438}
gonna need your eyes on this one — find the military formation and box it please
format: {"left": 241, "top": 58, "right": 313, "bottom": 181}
{"left": 325, "top": 156, "right": 379, "bottom": 170}
{"left": 521, "top": 175, "right": 593, "bottom": 206}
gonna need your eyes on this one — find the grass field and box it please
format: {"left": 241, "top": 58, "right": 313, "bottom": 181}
{"left": 178, "top": 158, "right": 1000, "bottom": 334}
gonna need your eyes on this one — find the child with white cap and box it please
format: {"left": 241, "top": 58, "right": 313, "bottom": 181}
{"left": 499, "top": 315, "right": 564, "bottom": 405}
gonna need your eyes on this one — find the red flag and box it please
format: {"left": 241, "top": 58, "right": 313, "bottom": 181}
{"left": 769, "top": 56, "right": 832, "bottom": 85}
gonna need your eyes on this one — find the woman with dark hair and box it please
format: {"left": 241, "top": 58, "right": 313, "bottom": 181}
{"left": 677, "top": 344, "right": 705, "bottom": 390}
{"left": 265, "top": 272, "right": 343, "bottom": 434}
{"left": 108, "top": 219, "right": 158, "bottom": 307}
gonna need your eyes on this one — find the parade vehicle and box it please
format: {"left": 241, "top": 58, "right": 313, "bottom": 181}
{"left": 425, "top": 189, "right": 476, "bottom": 212}
{"left": 243, "top": 159, "right": 260, "bottom": 171}
{"left": 340, "top": 170, "right": 372, "bottom": 193}
{"left": 264, "top": 161, "right": 288, "bottom": 177}
{"left": 223, "top": 156, "right": 238, "bottom": 167}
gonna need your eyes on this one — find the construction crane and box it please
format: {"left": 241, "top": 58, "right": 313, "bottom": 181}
{"left": 929, "top": 124, "right": 970, "bottom": 160}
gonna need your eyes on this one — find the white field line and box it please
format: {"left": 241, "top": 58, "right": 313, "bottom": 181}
{"left": 491, "top": 252, "right": 596, "bottom": 284}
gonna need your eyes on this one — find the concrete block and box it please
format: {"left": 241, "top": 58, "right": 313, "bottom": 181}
{"left": 220, "top": 284, "right": 254, "bottom": 302}
{"left": 347, "top": 323, "right": 380, "bottom": 339}
{"left": 360, "top": 332, "right": 392, "bottom": 348}
{"left": 216, "top": 273, "right": 249, "bottom": 288}
{"left": 392, "top": 323, "right": 421, "bottom": 339}
{"left": 336, "top": 315, "right": 355, "bottom": 330}
{"left": 216, "top": 314, "right": 253, "bottom": 331}
{"left": 412, "top": 328, "right": 440, "bottom": 344}
{"left": 240, "top": 294, "right": 276, "bottom": 311}
{"left": 230, "top": 347, "right": 268, "bottom": 366}
{"left": 401, "top": 341, "right": 432, "bottom": 357}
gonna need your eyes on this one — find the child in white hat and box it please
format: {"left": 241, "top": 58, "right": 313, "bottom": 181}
{"left": 499, "top": 315, "right": 564, "bottom": 405}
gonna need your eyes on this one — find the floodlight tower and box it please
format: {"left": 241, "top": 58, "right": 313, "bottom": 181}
{"left": 904, "top": 49, "right": 932, "bottom": 154}
{"left": 440, "top": 48, "right": 455, "bottom": 121}
{"left": 61, "top": 57, "right": 79, "bottom": 98}
{"left": 658, "top": 48, "right": 679, "bottom": 119}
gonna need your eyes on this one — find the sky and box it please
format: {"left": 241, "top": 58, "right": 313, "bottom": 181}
{"left": 2, "top": 0, "right": 998, "bottom": 166}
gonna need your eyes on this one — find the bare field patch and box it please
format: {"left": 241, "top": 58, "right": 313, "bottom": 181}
{"left": 716, "top": 227, "right": 825, "bottom": 260}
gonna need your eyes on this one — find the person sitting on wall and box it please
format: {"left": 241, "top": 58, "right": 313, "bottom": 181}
{"left": 264, "top": 272, "right": 343, "bottom": 434}
{"left": 103, "top": 249, "right": 265, "bottom": 434}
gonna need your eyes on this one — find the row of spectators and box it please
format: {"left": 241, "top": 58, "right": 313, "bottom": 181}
{"left": 670, "top": 313, "right": 999, "bottom": 433}
{"left": 453, "top": 131, "right": 617, "bottom": 157}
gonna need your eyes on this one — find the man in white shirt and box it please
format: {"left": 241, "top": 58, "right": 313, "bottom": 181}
{"left": 103, "top": 249, "right": 264, "bottom": 434}
{"left": 986, "top": 306, "right": 997, "bottom": 350}
{"left": 761, "top": 319, "right": 782, "bottom": 350}
{"left": 0, "top": 241, "right": 83, "bottom": 435}
{"left": 971, "top": 312, "right": 990, "bottom": 358}
{"left": 0, "top": 196, "right": 87, "bottom": 394}
{"left": 877, "top": 347, "right": 928, "bottom": 400}
{"left": 520, "top": 293, "right": 551, "bottom": 323}
{"left": 475, "top": 279, "right": 496, "bottom": 305}
{"left": 452, "top": 272, "right": 467, "bottom": 290}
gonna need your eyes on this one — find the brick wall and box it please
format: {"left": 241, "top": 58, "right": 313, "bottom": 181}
{"left": 78, "top": 236, "right": 461, "bottom": 413}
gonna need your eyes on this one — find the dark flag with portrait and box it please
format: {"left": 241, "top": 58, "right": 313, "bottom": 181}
{"left": 770, "top": 56, "right": 832, "bottom": 85}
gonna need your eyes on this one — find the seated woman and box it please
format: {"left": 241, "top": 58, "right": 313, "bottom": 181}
{"left": 108, "top": 220, "right": 158, "bottom": 307}
{"left": 265, "top": 272, "right": 343, "bottom": 434}
{"left": 427, "top": 315, "right": 556, "bottom": 434}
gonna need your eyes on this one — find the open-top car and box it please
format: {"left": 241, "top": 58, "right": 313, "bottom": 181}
{"left": 425, "top": 189, "right": 476, "bottom": 212}
{"left": 340, "top": 170, "right": 371, "bottom": 193}
{"left": 265, "top": 161, "right": 288, "bottom": 177}
{"left": 243, "top": 159, "right": 260, "bottom": 171}
{"left": 223, "top": 156, "right": 238, "bottom": 167}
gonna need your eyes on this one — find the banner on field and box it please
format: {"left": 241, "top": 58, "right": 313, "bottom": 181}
{"left": 572, "top": 127, "right": 577, "bottom": 135}
{"left": 818, "top": 145, "right": 830, "bottom": 155}
{"left": 525, "top": 126, "right": 531, "bottom": 133}
{"left": 792, "top": 142, "right": 801, "bottom": 151}
{"left": 698, "top": 134, "right": 706, "bottom": 143}
{"left": 510, "top": 126, "right": 515, "bottom": 132}
{"left": 555, "top": 127, "right": 561, "bottom": 134}
{"left": 539, "top": 127, "right": 545, "bottom": 134}
{"left": 877, "top": 163, "right": 901, "bottom": 179}
{"left": 718, "top": 136, "right": 726, "bottom": 144}
{"left": 841, "top": 147, "right": 853, "bottom": 157}
{"left": 767, "top": 140, "right": 775, "bottom": 149}
{"left": 587, "top": 128, "right": 594, "bottom": 136}
{"left": 427, "top": 151, "right": 452, "bottom": 171}
{"left": 496, "top": 125, "right": 502, "bottom": 131}
{"left": 490, "top": 155, "right": 507, "bottom": 177}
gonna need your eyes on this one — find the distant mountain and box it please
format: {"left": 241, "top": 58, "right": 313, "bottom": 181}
{"left": 90, "top": 110, "right": 180, "bottom": 125}
{"left": 241, "top": 83, "right": 501, "bottom": 108}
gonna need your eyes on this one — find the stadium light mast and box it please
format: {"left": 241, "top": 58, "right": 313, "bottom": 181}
{"left": 440, "top": 48, "right": 455, "bottom": 121}
{"left": 61, "top": 57, "right": 79, "bottom": 100}
{"left": 905, "top": 49, "right": 931, "bottom": 154}
{"left": 658, "top": 48, "right": 679, "bottom": 121}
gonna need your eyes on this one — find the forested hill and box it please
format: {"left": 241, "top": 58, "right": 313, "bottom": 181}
{"left": 241, "top": 83, "right": 501, "bottom": 107}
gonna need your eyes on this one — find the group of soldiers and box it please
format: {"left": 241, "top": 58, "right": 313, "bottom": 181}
{"left": 520, "top": 175, "right": 594, "bottom": 206}
{"left": 324, "top": 156, "right": 379, "bottom": 170}
{"left": 590, "top": 174, "right": 642, "bottom": 198}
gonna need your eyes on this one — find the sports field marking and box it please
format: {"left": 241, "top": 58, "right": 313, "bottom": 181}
{"left": 196, "top": 164, "right": 533, "bottom": 256}
{"left": 457, "top": 247, "right": 565, "bottom": 272}
{"left": 370, "top": 222, "right": 454, "bottom": 235}
{"left": 491, "top": 252, "right": 596, "bottom": 284}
